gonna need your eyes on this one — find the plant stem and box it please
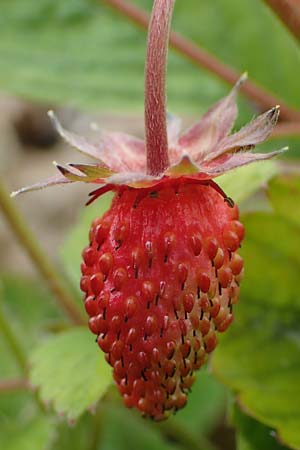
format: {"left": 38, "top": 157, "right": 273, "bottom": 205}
{"left": 88, "top": 405, "right": 105, "bottom": 450}
{"left": 0, "top": 378, "right": 29, "bottom": 392}
{"left": 102, "top": 0, "right": 300, "bottom": 122}
{"left": 264, "top": 0, "right": 300, "bottom": 40}
{"left": 0, "top": 180, "right": 84, "bottom": 325}
{"left": 271, "top": 121, "right": 300, "bottom": 138}
{"left": 0, "top": 298, "right": 28, "bottom": 373}
{"left": 145, "top": 0, "right": 173, "bottom": 175}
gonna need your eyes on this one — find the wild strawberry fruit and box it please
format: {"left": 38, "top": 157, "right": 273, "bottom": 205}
{"left": 82, "top": 181, "right": 244, "bottom": 419}
{"left": 13, "top": 0, "right": 285, "bottom": 420}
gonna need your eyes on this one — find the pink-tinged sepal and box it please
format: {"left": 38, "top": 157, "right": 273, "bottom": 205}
{"left": 48, "top": 111, "right": 107, "bottom": 163}
{"left": 176, "top": 74, "right": 247, "bottom": 161}
{"left": 167, "top": 112, "right": 182, "bottom": 147}
{"left": 55, "top": 162, "right": 115, "bottom": 183}
{"left": 54, "top": 163, "right": 102, "bottom": 183}
{"left": 105, "top": 172, "right": 157, "bottom": 187}
{"left": 68, "top": 163, "right": 115, "bottom": 179}
{"left": 96, "top": 132, "right": 146, "bottom": 171}
{"left": 12, "top": 74, "right": 285, "bottom": 198}
{"left": 49, "top": 111, "right": 146, "bottom": 172}
{"left": 55, "top": 163, "right": 156, "bottom": 187}
{"left": 202, "top": 105, "right": 280, "bottom": 163}
{"left": 10, "top": 173, "right": 72, "bottom": 197}
{"left": 164, "top": 154, "right": 225, "bottom": 183}
{"left": 201, "top": 146, "right": 288, "bottom": 176}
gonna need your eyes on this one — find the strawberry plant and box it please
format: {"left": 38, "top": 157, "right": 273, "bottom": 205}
{"left": 1, "top": 0, "right": 300, "bottom": 449}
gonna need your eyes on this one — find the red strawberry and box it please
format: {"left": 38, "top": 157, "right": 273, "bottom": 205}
{"left": 13, "top": 0, "right": 285, "bottom": 420}
{"left": 81, "top": 181, "right": 244, "bottom": 419}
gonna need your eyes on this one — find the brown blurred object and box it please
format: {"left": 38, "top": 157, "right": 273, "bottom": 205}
{"left": 13, "top": 103, "right": 59, "bottom": 149}
{"left": 0, "top": 95, "right": 144, "bottom": 276}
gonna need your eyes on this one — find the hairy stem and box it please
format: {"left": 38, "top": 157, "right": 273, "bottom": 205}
{"left": 0, "top": 180, "right": 84, "bottom": 325}
{"left": 145, "top": 0, "right": 174, "bottom": 175}
{"left": 102, "top": 0, "right": 300, "bottom": 122}
{"left": 264, "top": 0, "right": 300, "bottom": 40}
{"left": 0, "top": 297, "right": 28, "bottom": 374}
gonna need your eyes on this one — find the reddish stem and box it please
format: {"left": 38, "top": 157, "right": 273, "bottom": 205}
{"left": 0, "top": 378, "right": 29, "bottom": 392}
{"left": 102, "top": 0, "right": 300, "bottom": 122}
{"left": 144, "top": 0, "right": 174, "bottom": 176}
{"left": 271, "top": 121, "right": 300, "bottom": 138}
{"left": 264, "top": 0, "right": 300, "bottom": 40}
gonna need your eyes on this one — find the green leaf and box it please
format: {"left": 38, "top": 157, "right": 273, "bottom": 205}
{"left": 0, "top": 275, "right": 61, "bottom": 337}
{"left": 212, "top": 174, "right": 300, "bottom": 449}
{"left": 48, "top": 412, "right": 96, "bottom": 450}
{"left": 172, "top": 0, "right": 300, "bottom": 108}
{"left": 99, "top": 403, "right": 179, "bottom": 450}
{"left": 170, "top": 368, "right": 228, "bottom": 436}
{"left": 234, "top": 405, "right": 289, "bottom": 450}
{"left": 52, "top": 403, "right": 178, "bottom": 450}
{"left": 268, "top": 175, "right": 300, "bottom": 227}
{"left": 0, "top": 392, "right": 54, "bottom": 450}
{"left": 30, "top": 327, "right": 112, "bottom": 420}
{"left": 0, "top": 414, "right": 52, "bottom": 450}
{"left": 0, "top": 275, "right": 60, "bottom": 378}
{"left": 0, "top": 0, "right": 225, "bottom": 114}
{"left": 1, "top": 0, "right": 300, "bottom": 121}
{"left": 2, "top": 0, "right": 298, "bottom": 162}
{"left": 61, "top": 193, "right": 113, "bottom": 289}
{"left": 51, "top": 385, "right": 182, "bottom": 450}
{"left": 50, "top": 369, "right": 227, "bottom": 450}
{"left": 218, "top": 160, "right": 279, "bottom": 205}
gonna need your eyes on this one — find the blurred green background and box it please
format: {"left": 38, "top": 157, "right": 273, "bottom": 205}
{"left": 1, "top": 1, "right": 300, "bottom": 449}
